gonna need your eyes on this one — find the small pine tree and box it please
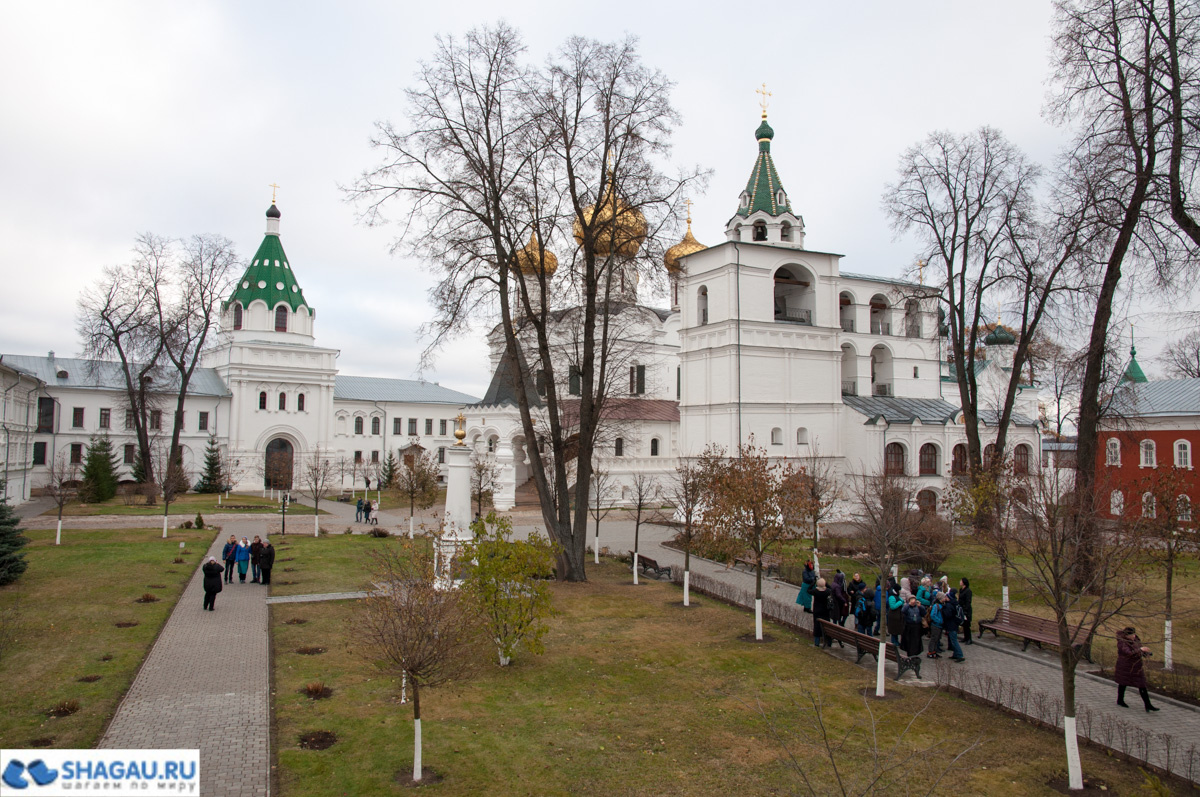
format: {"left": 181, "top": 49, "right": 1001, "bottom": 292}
{"left": 0, "top": 482, "right": 29, "bottom": 586}
{"left": 194, "top": 435, "right": 225, "bottom": 494}
{"left": 130, "top": 447, "right": 149, "bottom": 484}
{"left": 381, "top": 451, "right": 398, "bottom": 489}
{"left": 79, "top": 436, "right": 120, "bottom": 503}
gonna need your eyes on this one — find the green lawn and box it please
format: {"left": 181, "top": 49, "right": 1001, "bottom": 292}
{"left": 266, "top": 533, "right": 399, "bottom": 596}
{"left": 0, "top": 527, "right": 214, "bottom": 748}
{"left": 271, "top": 558, "right": 1162, "bottom": 796}
{"left": 46, "top": 491, "right": 287, "bottom": 517}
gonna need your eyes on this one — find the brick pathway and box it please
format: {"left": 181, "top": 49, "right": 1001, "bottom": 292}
{"left": 98, "top": 528, "right": 270, "bottom": 797}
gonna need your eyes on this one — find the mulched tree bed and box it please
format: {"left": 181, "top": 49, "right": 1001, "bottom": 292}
{"left": 114, "top": 622, "right": 138, "bottom": 628}
{"left": 296, "top": 647, "right": 325, "bottom": 655}
{"left": 1047, "top": 775, "right": 1112, "bottom": 794}
{"left": 28, "top": 738, "right": 54, "bottom": 748}
{"left": 77, "top": 675, "right": 102, "bottom": 683}
{"left": 298, "top": 730, "right": 336, "bottom": 750}
{"left": 283, "top": 618, "right": 308, "bottom": 625}
{"left": 47, "top": 700, "right": 80, "bottom": 718}
{"left": 395, "top": 768, "right": 444, "bottom": 787}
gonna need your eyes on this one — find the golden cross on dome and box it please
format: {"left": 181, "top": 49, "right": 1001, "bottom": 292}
{"left": 269, "top": 183, "right": 280, "bottom": 204}
{"left": 917, "top": 259, "right": 926, "bottom": 284}
{"left": 756, "top": 83, "right": 772, "bottom": 118}
{"left": 684, "top": 198, "right": 693, "bottom": 226}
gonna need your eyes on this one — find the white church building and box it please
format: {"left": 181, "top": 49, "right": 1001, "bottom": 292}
{"left": 2, "top": 108, "right": 1041, "bottom": 514}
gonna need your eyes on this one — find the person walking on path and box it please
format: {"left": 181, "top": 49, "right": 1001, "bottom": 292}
{"left": 958, "top": 577, "right": 973, "bottom": 645}
{"left": 221, "top": 535, "right": 238, "bottom": 584}
{"left": 259, "top": 539, "right": 275, "bottom": 586}
{"left": 927, "top": 593, "right": 947, "bottom": 658}
{"left": 901, "top": 596, "right": 925, "bottom": 657}
{"left": 831, "top": 571, "right": 851, "bottom": 627}
{"left": 235, "top": 537, "right": 251, "bottom": 583}
{"left": 356, "top": 498, "right": 363, "bottom": 523}
{"left": 811, "top": 578, "right": 831, "bottom": 647}
{"left": 249, "top": 536, "right": 264, "bottom": 583}
{"left": 943, "top": 588, "right": 965, "bottom": 662}
{"left": 796, "top": 561, "right": 816, "bottom": 613}
{"left": 1115, "top": 627, "right": 1159, "bottom": 712}
{"left": 201, "top": 556, "right": 224, "bottom": 611}
{"left": 854, "top": 584, "right": 877, "bottom": 636}
{"left": 886, "top": 583, "right": 905, "bottom": 646}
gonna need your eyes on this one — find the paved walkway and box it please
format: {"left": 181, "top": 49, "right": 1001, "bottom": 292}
{"left": 265, "top": 591, "right": 366, "bottom": 604}
{"left": 98, "top": 524, "right": 271, "bottom": 797}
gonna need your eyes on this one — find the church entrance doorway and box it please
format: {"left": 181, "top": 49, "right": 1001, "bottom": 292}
{"left": 265, "top": 438, "right": 294, "bottom": 489}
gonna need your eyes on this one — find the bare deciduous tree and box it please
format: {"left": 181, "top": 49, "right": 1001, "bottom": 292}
{"left": 357, "top": 540, "right": 485, "bottom": 784}
{"left": 469, "top": 451, "right": 499, "bottom": 519}
{"left": 397, "top": 450, "right": 440, "bottom": 537}
{"left": 628, "top": 471, "right": 658, "bottom": 585}
{"left": 151, "top": 437, "right": 189, "bottom": 538}
{"left": 587, "top": 467, "right": 615, "bottom": 566}
{"left": 790, "top": 445, "right": 841, "bottom": 575}
{"left": 299, "top": 446, "right": 337, "bottom": 536}
{"left": 1160, "top": 329, "right": 1200, "bottom": 378}
{"left": 40, "top": 452, "right": 78, "bottom": 546}
{"left": 666, "top": 458, "right": 706, "bottom": 606}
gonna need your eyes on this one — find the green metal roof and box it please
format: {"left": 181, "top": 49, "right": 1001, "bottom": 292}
{"left": 735, "top": 116, "right": 792, "bottom": 218}
{"left": 226, "top": 205, "right": 311, "bottom": 313}
{"left": 985, "top": 325, "right": 1016, "bottom": 346}
{"left": 1123, "top": 346, "right": 1148, "bottom": 384}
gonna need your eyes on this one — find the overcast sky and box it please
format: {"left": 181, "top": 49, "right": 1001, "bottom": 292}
{"left": 0, "top": 1, "right": 1181, "bottom": 396}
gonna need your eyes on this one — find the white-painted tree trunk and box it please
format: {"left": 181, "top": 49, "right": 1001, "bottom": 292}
{"left": 1002, "top": 585, "right": 1010, "bottom": 610}
{"left": 594, "top": 529, "right": 599, "bottom": 564}
{"left": 812, "top": 548, "right": 820, "bottom": 576}
{"left": 313, "top": 515, "right": 319, "bottom": 537}
{"left": 162, "top": 516, "right": 168, "bottom": 538}
{"left": 875, "top": 640, "right": 888, "bottom": 697}
{"left": 1164, "top": 619, "right": 1174, "bottom": 671}
{"left": 409, "top": 516, "right": 414, "bottom": 539}
{"left": 400, "top": 673, "right": 407, "bottom": 704}
{"left": 498, "top": 647, "right": 511, "bottom": 666}
{"left": 55, "top": 520, "right": 62, "bottom": 546}
{"left": 633, "top": 552, "right": 639, "bottom": 585}
{"left": 218, "top": 494, "right": 222, "bottom": 506}
{"left": 683, "top": 570, "right": 690, "bottom": 607}
{"left": 1064, "top": 715, "right": 1082, "bottom": 790}
{"left": 413, "top": 717, "right": 422, "bottom": 782}
{"left": 755, "top": 598, "right": 763, "bottom": 640}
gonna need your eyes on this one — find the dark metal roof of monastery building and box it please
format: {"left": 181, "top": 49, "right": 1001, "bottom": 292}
{"left": 1, "top": 354, "right": 230, "bottom": 396}
{"left": 334, "top": 375, "right": 478, "bottom": 405}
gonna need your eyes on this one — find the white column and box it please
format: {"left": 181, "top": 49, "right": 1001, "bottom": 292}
{"left": 492, "top": 439, "right": 516, "bottom": 511}
{"left": 437, "top": 442, "right": 472, "bottom": 588}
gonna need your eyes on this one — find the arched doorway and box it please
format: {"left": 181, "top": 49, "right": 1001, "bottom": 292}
{"left": 265, "top": 438, "right": 294, "bottom": 489}
{"left": 917, "top": 489, "right": 937, "bottom": 514}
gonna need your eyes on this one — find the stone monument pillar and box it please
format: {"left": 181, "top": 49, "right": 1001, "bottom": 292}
{"left": 437, "top": 413, "right": 474, "bottom": 588}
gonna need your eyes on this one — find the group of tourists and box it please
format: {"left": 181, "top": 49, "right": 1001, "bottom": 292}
{"left": 356, "top": 498, "right": 378, "bottom": 525}
{"left": 798, "top": 565, "right": 973, "bottom": 663}
{"left": 200, "top": 535, "right": 276, "bottom": 611}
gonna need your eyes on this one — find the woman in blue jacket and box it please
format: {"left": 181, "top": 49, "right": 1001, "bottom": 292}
{"left": 235, "top": 537, "right": 251, "bottom": 583}
{"left": 221, "top": 535, "right": 238, "bottom": 584}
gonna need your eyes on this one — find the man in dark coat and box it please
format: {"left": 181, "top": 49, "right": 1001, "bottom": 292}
{"left": 811, "top": 578, "right": 831, "bottom": 647}
{"left": 221, "top": 536, "right": 238, "bottom": 584}
{"left": 944, "top": 589, "right": 965, "bottom": 662}
{"left": 259, "top": 540, "right": 276, "bottom": 586}
{"left": 201, "top": 557, "right": 224, "bottom": 611}
{"left": 1115, "top": 627, "right": 1158, "bottom": 711}
{"left": 958, "top": 577, "right": 973, "bottom": 644}
{"left": 250, "top": 536, "right": 264, "bottom": 583}
{"left": 901, "top": 597, "right": 925, "bottom": 657}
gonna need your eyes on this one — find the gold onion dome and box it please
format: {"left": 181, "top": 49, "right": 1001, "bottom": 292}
{"left": 664, "top": 219, "right": 705, "bottom": 273}
{"left": 511, "top": 231, "right": 558, "bottom": 277}
{"left": 572, "top": 188, "right": 647, "bottom": 258}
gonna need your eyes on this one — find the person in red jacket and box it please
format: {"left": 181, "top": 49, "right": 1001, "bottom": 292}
{"left": 1115, "top": 627, "right": 1159, "bottom": 712}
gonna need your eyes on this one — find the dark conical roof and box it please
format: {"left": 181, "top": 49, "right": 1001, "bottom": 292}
{"left": 472, "top": 347, "right": 543, "bottom": 409}
{"left": 266, "top": 204, "right": 281, "bottom": 219}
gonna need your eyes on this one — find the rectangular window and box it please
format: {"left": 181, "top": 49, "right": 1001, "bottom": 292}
{"left": 371, "top": 450, "right": 379, "bottom": 463}
{"left": 150, "top": 410, "right": 162, "bottom": 430}
{"left": 677, "top": 367, "right": 681, "bottom": 400}
{"left": 439, "top": 419, "right": 447, "bottom": 435}
{"left": 425, "top": 418, "right": 433, "bottom": 435}
{"left": 394, "top": 418, "right": 402, "bottom": 435}
{"left": 408, "top": 418, "right": 417, "bottom": 436}
{"left": 913, "top": 367, "right": 920, "bottom": 379}
{"left": 123, "top": 444, "right": 135, "bottom": 464}
{"left": 438, "top": 447, "right": 446, "bottom": 464}
{"left": 629, "top": 365, "right": 645, "bottom": 395}
{"left": 198, "top": 411, "right": 209, "bottom": 431}
{"left": 37, "top": 397, "right": 54, "bottom": 433}
{"left": 99, "top": 408, "right": 111, "bottom": 429}
{"left": 568, "top": 365, "right": 581, "bottom": 396}
{"left": 124, "top": 409, "right": 134, "bottom": 430}
{"left": 536, "top": 369, "right": 547, "bottom": 397}
{"left": 32, "top": 441, "right": 46, "bottom": 466}
{"left": 72, "top": 407, "right": 84, "bottom": 428}
{"left": 70, "top": 443, "right": 83, "bottom": 464}
{"left": 354, "top": 450, "right": 363, "bottom": 463}
{"left": 1177, "top": 442, "right": 1192, "bottom": 469}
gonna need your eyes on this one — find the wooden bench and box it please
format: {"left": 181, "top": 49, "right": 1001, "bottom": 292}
{"left": 818, "top": 619, "right": 923, "bottom": 681}
{"left": 977, "top": 608, "right": 1093, "bottom": 662}
{"left": 629, "top": 551, "right": 672, "bottom": 580}
{"left": 733, "top": 552, "right": 781, "bottom": 578}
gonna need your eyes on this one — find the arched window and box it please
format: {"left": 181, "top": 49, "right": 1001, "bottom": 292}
{"left": 1013, "top": 444, "right": 1031, "bottom": 475}
{"left": 885, "top": 442, "right": 905, "bottom": 476}
{"left": 984, "top": 443, "right": 997, "bottom": 469}
{"left": 770, "top": 427, "right": 783, "bottom": 445}
{"left": 697, "top": 286, "right": 709, "bottom": 325}
{"left": 919, "top": 443, "right": 938, "bottom": 475}
{"left": 951, "top": 444, "right": 967, "bottom": 475}
{"left": 233, "top": 303, "right": 243, "bottom": 330}
{"left": 258, "top": 391, "right": 267, "bottom": 410}
{"left": 297, "top": 393, "right": 305, "bottom": 412}
{"left": 753, "top": 221, "right": 767, "bottom": 241}
{"left": 650, "top": 438, "right": 660, "bottom": 457}
{"left": 917, "top": 489, "right": 937, "bottom": 514}
{"left": 371, "top": 417, "right": 381, "bottom": 435}
{"left": 614, "top": 437, "right": 624, "bottom": 457}
{"left": 487, "top": 436, "right": 496, "bottom": 453}
{"left": 1141, "top": 439, "right": 1157, "bottom": 467}
{"left": 1178, "top": 495, "right": 1192, "bottom": 522}
{"left": 1106, "top": 438, "right": 1120, "bottom": 466}
{"left": 1142, "top": 491, "right": 1156, "bottom": 518}
{"left": 274, "top": 305, "right": 288, "bottom": 332}
{"left": 354, "top": 417, "right": 364, "bottom": 435}
{"left": 1012, "top": 487, "right": 1029, "bottom": 505}
{"left": 278, "top": 392, "right": 286, "bottom": 410}
{"left": 1110, "top": 490, "right": 1124, "bottom": 516}
{"left": 796, "top": 427, "right": 809, "bottom": 445}
{"left": 1176, "top": 440, "right": 1192, "bottom": 469}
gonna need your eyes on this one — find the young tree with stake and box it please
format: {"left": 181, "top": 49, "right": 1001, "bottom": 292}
{"left": 397, "top": 450, "right": 440, "bottom": 538}
{"left": 667, "top": 458, "right": 706, "bottom": 606}
{"left": 588, "top": 468, "right": 615, "bottom": 565}
{"left": 468, "top": 451, "right": 499, "bottom": 519}
{"left": 40, "top": 453, "right": 79, "bottom": 546}
{"left": 299, "top": 447, "right": 337, "bottom": 536}
{"left": 628, "top": 471, "right": 658, "bottom": 585}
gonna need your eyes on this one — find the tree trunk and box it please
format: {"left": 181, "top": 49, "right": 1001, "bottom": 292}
{"left": 812, "top": 519, "right": 821, "bottom": 575}
{"left": 632, "top": 520, "right": 640, "bottom": 585}
{"left": 1060, "top": 652, "right": 1082, "bottom": 790}
{"left": 593, "top": 514, "right": 600, "bottom": 565}
{"left": 755, "top": 534, "right": 764, "bottom": 640}
{"left": 1001, "top": 560, "right": 1010, "bottom": 610}
{"left": 411, "top": 681, "right": 422, "bottom": 783}
{"left": 683, "top": 543, "right": 691, "bottom": 607}
{"left": 162, "top": 504, "right": 169, "bottom": 539}
{"left": 1165, "top": 549, "right": 1175, "bottom": 670}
